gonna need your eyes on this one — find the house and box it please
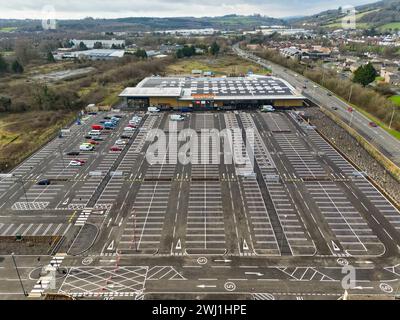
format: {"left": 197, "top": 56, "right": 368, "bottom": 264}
{"left": 381, "top": 67, "right": 400, "bottom": 86}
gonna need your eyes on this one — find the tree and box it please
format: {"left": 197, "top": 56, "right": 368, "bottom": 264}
{"left": 353, "top": 63, "right": 377, "bottom": 87}
{"left": 93, "top": 42, "right": 103, "bottom": 49}
{"left": 176, "top": 45, "right": 196, "bottom": 59}
{"left": 0, "top": 96, "right": 11, "bottom": 112}
{"left": 0, "top": 54, "right": 8, "bottom": 73}
{"left": 47, "top": 51, "right": 55, "bottom": 63}
{"left": 11, "top": 60, "right": 24, "bottom": 74}
{"left": 15, "top": 39, "right": 38, "bottom": 65}
{"left": 210, "top": 42, "right": 220, "bottom": 56}
{"left": 79, "top": 42, "right": 88, "bottom": 51}
{"left": 134, "top": 49, "right": 147, "bottom": 59}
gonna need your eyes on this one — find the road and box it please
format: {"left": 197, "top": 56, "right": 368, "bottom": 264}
{"left": 233, "top": 44, "right": 400, "bottom": 167}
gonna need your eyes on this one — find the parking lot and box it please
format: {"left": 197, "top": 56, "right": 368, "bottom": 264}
{"left": 0, "top": 109, "right": 399, "bottom": 261}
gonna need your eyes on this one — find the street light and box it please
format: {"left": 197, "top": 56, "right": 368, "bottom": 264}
{"left": 348, "top": 85, "right": 353, "bottom": 103}
{"left": 13, "top": 175, "right": 29, "bottom": 204}
{"left": 59, "top": 145, "right": 66, "bottom": 169}
{"left": 11, "top": 253, "right": 28, "bottom": 297}
{"left": 389, "top": 105, "right": 397, "bottom": 130}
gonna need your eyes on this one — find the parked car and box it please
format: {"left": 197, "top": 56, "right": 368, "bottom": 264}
{"left": 103, "top": 116, "right": 112, "bottom": 120}
{"left": 115, "top": 139, "right": 126, "bottom": 146}
{"left": 66, "top": 151, "right": 80, "bottom": 156}
{"left": 69, "top": 160, "right": 85, "bottom": 167}
{"left": 37, "top": 179, "right": 51, "bottom": 186}
{"left": 88, "top": 140, "right": 99, "bottom": 145}
{"left": 110, "top": 146, "right": 123, "bottom": 152}
{"left": 84, "top": 135, "right": 92, "bottom": 139}
{"left": 91, "top": 137, "right": 104, "bottom": 141}
{"left": 120, "top": 134, "right": 133, "bottom": 139}
{"left": 80, "top": 144, "right": 94, "bottom": 151}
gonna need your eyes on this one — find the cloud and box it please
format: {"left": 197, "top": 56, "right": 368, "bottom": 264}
{"left": 0, "top": 0, "right": 377, "bottom": 19}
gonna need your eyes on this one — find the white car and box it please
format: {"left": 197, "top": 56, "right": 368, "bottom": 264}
{"left": 88, "top": 130, "right": 101, "bottom": 136}
{"left": 69, "top": 160, "right": 84, "bottom": 166}
{"left": 124, "top": 127, "right": 135, "bottom": 132}
{"left": 115, "top": 139, "right": 126, "bottom": 146}
{"left": 80, "top": 144, "right": 94, "bottom": 151}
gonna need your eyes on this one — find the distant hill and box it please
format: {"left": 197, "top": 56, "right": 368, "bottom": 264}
{"left": 291, "top": 0, "right": 400, "bottom": 30}
{"left": 0, "top": 14, "right": 287, "bottom": 33}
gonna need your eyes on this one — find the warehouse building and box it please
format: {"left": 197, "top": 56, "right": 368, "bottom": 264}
{"left": 119, "top": 75, "right": 305, "bottom": 110}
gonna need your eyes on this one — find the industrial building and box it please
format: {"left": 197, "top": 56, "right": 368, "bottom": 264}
{"left": 56, "top": 49, "right": 125, "bottom": 61}
{"left": 119, "top": 75, "right": 305, "bottom": 110}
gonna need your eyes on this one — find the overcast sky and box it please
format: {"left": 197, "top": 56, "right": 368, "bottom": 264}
{"left": 0, "top": 0, "right": 377, "bottom": 19}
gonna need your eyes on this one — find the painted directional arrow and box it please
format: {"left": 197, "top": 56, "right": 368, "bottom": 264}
{"left": 175, "top": 239, "right": 182, "bottom": 250}
{"left": 245, "top": 272, "right": 264, "bottom": 276}
{"left": 197, "top": 284, "right": 217, "bottom": 289}
{"left": 107, "top": 240, "right": 114, "bottom": 251}
{"left": 331, "top": 241, "right": 340, "bottom": 252}
{"left": 243, "top": 239, "right": 249, "bottom": 251}
{"left": 214, "top": 259, "right": 232, "bottom": 263}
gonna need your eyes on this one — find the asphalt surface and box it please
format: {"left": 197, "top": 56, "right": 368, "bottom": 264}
{"left": 0, "top": 110, "right": 399, "bottom": 300}
{"left": 233, "top": 45, "right": 400, "bottom": 166}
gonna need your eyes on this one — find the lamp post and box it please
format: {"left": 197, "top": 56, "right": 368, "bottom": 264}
{"left": 14, "top": 175, "right": 29, "bottom": 204}
{"left": 348, "top": 84, "right": 353, "bottom": 103}
{"left": 389, "top": 105, "right": 397, "bottom": 130}
{"left": 11, "top": 253, "right": 28, "bottom": 297}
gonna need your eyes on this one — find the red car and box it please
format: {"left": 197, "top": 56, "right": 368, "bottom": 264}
{"left": 369, "top": 122, "right": 378, "bottom": 127}
{"left": 127, "top": 124, "right": 136, "bottom": 128}
{"left": 91, "top": 125, "right": 104, "bottom": 131}
{"left": 73, "top": 159, "right": 86, "bottom": 164}
{"left": 88, "top": 140, "right": 99, "bottom": 145}
{"left": 110, "top": 146, "right": 123, "bottom": 152}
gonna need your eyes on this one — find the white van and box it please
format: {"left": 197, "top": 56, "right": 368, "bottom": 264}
{"left": 170, "top": 114, "right": 185, "bottom": 121}
{"left": 261, "top": 105, "right": 275, "bottom": 112}
{"left": 148, "top": 107, "right": 160, "bottom": 113}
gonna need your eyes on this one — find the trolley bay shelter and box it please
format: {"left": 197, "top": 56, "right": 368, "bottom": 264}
{"left": 119, "top": 75, "right": 305, "bottom": 110}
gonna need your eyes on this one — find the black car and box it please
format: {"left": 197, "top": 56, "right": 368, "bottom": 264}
{"left": 104, "top": 116, "right": 112, "bottom": 120}
{"left": 99, "top": 120, "right": 107, "bottom": 124}
{"left": 66, "top": 151, "right": 80, "bottom": 156}
{"left": 37, "top": 179, "right": 51, "bottom": 186}
{"left": 113, "top": 115, "right": 123, "bottom": 119}
{"left": 84, "top": 135, "right": 92, "bottom": 139}
{"left": 120, "top": 135, "right": 132, "bottom": 139}
{"left": 91, "top": 136, "right": 104, "bottom": 141}
{"left": 88, "top": 112, "right": 97, "bottom": 115}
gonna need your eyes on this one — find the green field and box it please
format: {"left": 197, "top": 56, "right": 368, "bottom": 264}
{"left": 0, "top": 111, "right": 76, "bottom": 170}
{"left": 323, "top": 9, "right": 378, "bottom": 29}
{"left": 166, "top": 55, "right": 270, "bottom": 76}
{"left": 0, "top": 27, "right": 17, "bottom": 32}
{"left": 389, "top": 95, "right": 400, "bottom": 106}
{"left": 379, "top": 22, "right": 400, "bottom": 31}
